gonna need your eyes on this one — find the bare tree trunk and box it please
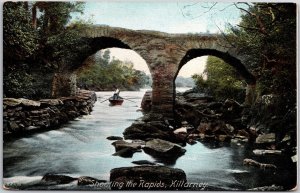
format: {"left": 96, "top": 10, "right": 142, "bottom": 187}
{"left": 32, "top": 4, "right": 37, "bottom": 29}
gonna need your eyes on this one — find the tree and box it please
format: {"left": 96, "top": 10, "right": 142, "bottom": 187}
{"left": 3, "top": 2, "right": 90, "bottom": 98}
{"left": 76, "top": 52, "right": 150, "bottom": 91}
{"left": 34, "top": 2, "right": 88, "bottom": 71}
{"left": 3, "top": 2, "right": 38, "bottom": 98}
{"left": 3, "top": 2, "right": 38, "bottom": 62}
{"left": 228, "top": 3, "right": 296, "bottom": 110}
{"left": 192, "top": 56, "right": 245, "bottom": 102}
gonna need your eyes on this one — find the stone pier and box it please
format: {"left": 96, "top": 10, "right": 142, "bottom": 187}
{"left": 53, "top": 25, "right": 256, "bottom": 118}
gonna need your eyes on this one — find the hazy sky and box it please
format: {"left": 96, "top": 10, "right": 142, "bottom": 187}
{"left": 75, "top": 2, "right": 243, "bottom": 77}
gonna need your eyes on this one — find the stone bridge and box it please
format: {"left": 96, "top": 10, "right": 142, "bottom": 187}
{"left": 52, "top": 25, "right": 256, "bottom": 118}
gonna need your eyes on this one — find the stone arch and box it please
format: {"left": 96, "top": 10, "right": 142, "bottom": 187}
{"left": 52, "top": 36, "right": 151, "bottom": 97}
{"left": 174, "top": 48, "right": 256, "bottom": 106}
{"left": 71, "top": 37, "right": 133, "bottom": 71}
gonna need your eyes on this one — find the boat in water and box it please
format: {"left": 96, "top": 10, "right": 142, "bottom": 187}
{"left": 109, "top": 97, "right": 124, "bottom": 106}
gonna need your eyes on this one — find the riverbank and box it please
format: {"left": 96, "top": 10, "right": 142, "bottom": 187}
{"left": 3, "top": 90, "right": 97, "bottom": 139}
{"left": 3, "top": 90, "right": 297, "bottom": 190}
{"left": 126, "top": 89, "right": 297, "bottom": 190}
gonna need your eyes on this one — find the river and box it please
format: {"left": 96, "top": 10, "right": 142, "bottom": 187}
{"left": 3, "top": 89, "right": 295, "bottom": 190}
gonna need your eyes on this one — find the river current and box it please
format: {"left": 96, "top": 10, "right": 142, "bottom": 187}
{"left": 3, "top": 89, "right": 295, "bottom": 190}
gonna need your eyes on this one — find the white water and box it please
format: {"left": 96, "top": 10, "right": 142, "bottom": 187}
{"left": 4, "top": 88, "right": 289, "bottom": 190}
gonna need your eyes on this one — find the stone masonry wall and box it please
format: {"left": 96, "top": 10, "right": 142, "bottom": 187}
{"left": 74, "top": 25, "right": 256, "bottom": 118}
{"left": 3, "top": 90, "right": 96, "bottom": 138}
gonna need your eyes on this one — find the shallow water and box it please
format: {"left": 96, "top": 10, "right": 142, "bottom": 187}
{"left": 3, "top": 89, "right": 296, "bottom": 190}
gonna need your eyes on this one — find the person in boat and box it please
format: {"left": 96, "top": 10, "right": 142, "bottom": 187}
{"left": 113, "top": 85, "right": 120, "bottom": 100}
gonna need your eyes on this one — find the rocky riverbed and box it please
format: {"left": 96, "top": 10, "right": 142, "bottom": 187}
{"left": 3, "top": 89, "right": 297, "bottom": 190}
{"left": 123, "top": 89, "right": 297, "bottom": 190}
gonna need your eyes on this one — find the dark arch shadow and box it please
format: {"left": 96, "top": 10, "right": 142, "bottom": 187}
{"left": 176, "top": 49, "right": 255, "bottom": 85}
{"left": 173, "top": 48, "right": 256, "bottom": 113}
{"left": 69, "top": 37, "right": 132, "bottom": 71}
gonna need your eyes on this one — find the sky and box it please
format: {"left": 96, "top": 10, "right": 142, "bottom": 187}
{"left": 74, "top": 2, "right": 244, "bottom": 77}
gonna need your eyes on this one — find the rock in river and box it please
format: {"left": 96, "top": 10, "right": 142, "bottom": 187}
{"left": 110, "top": 166, "right": 187, "bottom": 190}
{"left": 41, "top": 173, "right": 76, "bottom": 185}
{"left": 132, "top": 160, "right": 157, "bottom": 166}
{"left": 143, "top": 139, "right": 186, "bottom": 157}
{"left": 78, "top": 176, "right": 107, "bottom": 186}
{"left": 253, "top": 149, "right": 282, "bottom": 156}
{"left": 106, "top": 136, "right": 123, "bottom": 140}
{"left": 255, "top": 133, "right": 276, "bottom": 144}
{"left": 113, "top": 147, "right": 140, "bottom": 158}
{"left": 111, "top": 140, "right": 142, "bottom": 151}
{"left": 111, "top": 140, "right": 143, "bottom": 158}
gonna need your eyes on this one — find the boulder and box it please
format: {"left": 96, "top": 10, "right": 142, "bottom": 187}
{"left": 243, "top": 158, "right": 277, "bottom": 170}
{"left": 253, "top": 149, "right": 282, "bottom": 156}
{"left": 78, "top": 176, "right": 106, "bottom": 186}
{"left": 132, "top": 160, "right": 157, "bottom": 166}
{"left": 107, "top": 136, "right": 123, "bottom": 140}
{"left": 113, "top": 147, "right": 140, "bottom": 158}
{"left": 131, "top": 139, "right": 146, "bottom": 146}
{"left": 225, "top": 124, "right": 235, "bottom": 133}
{"left": 41, "top": 173, "right": 76, "bottom": 185}
{"left": 21, "top": 99, "right": 41, "bottom": 107}
{"left": 143, "top": 139, "right": 186, "bottom": 157}
{"left": 40, "top": 99, "right": 63, "bottom": 106}
{"left": 173, "top": 127, "right": 187, "bottom": 134}
{"left": 255, "top": 133, "right": 276, "bottom": 144}
{"left": 111, "top": 140, "right": 142, "bottom": 151}
{"left": 9, "top": 121, "right": 19, "bottom": 131}
{"left": 3, "top": 98, "right": 22, "bottom": 107}
{"left": 123, "top": 122, "right": 174, "bottom": 142}
{"left": 110, "top": 166, "right": 186, "bottom": 190}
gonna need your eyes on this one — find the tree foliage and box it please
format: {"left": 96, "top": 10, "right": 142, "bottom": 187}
{"left": 228, "top": 3, "right": 296, "bottom": 108}
{"left": 76, "top": 50, "right": 150, "bottom": 91}
{"left": 192, "top": 3, "right": 296, "bottom": 109}
{"left": 3, "top": 2, "right": 38, "bottom": 62}
{"left": 192, "top": 56, "right": 245, "bottom": 102}
{"left": 3, "top": 2, "right": 89, "bottom": 98}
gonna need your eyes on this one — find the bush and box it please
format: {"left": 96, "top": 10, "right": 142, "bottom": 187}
{"left": 192, "top": 56, "right": 245, "bottom": 102}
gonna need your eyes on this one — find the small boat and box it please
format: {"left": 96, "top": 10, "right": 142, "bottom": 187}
{"left": 109, "top": 97, "right": 124, "bottom": 106}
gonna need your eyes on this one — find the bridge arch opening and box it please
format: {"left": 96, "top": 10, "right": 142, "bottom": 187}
{"left": 176, "top": 49, "right": 255, "bottom": 85}
{"left": 175, "top": 56, "right": 207, "bottom": 93}
{"left": 174, "top": 48, "right": 256, "bottom": 108}
{"left": 52, "top": 37, "right": 151, "bottom": 97}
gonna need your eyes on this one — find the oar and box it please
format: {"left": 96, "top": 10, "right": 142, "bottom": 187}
{"left": 100, "top": 98, "right": 110, "bottom": 103}
{"left": 123, "top": 98, "right": 136, "bottom": 103}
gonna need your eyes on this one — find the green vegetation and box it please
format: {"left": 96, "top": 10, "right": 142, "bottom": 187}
{"left": 3, "top": 2, "right": 149, "bottom": 98}
{"left": 192, "top": 57, "right": 245, "bottom": 102}
{"left": 76, "top": 50, "right": 150, "bottom": 91}
{"left": 193, "top": 3, "right": 296, "bottom": 109}
{"left": 230, "top": 3, "right": 296, "bottom": 114}
{"left": 3, "top": 2, "right": 89, "bottom": 98}
{"left": 230, "top": 3, "right": 296, "bottom": 138}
